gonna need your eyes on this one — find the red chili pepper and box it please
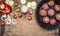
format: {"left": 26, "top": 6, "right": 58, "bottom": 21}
{"left": 0, "top": 2, "right": 12, "bottom": 14}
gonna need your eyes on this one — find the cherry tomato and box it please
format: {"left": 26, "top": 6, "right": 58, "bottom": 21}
{"left": 1, "top": 22, "right": 5, "bottom": 26}
{"left": 28, "top": 16, "right": 32, "bottom": 20}
{"left": 18, "top": 13, "right": 22, "bottom": 18}
{"left": 14, "top": 2, "right": 18, "bottom": 7}
{"left": 13, "top": 14, "right": 17, "bottom": 19}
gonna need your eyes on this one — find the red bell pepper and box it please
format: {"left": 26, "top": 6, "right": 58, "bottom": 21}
{"left": 0, "top": 2, "right": 12, "bottom": 14}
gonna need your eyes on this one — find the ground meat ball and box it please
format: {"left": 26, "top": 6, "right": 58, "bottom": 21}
{"left": 43, "top": 16, "right": 50, "bottom": 23}
{"left": 50, "top": 19, "right": 56, "bottom": 25}
{"left": 48, "top": 1, "right": 55, "bottom": 6}
{"left": 56, "top": 14, "right": 60, "bottom": 20}
{"left": 42, "top": 3, "right": 49, "bottom": 10}
{"left": 39, "top": 10, "right": 47, "bottom": 16}
{"left": 54, "top": 5, "right": 60, "bottom": 11}
{"left": 48, "top": 9, "right": 55, "bottom": 16}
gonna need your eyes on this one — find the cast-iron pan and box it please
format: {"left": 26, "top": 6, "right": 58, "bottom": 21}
{"left": 36, "top": 0, "right": 60, "bottom": 30}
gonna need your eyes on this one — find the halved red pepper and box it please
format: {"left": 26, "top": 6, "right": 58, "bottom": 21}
{"left": 0, "top": 2, "right": 12, "bottom": 14}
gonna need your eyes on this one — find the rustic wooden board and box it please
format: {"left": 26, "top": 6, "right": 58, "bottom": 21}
{"left": 0, "top": 0, "right": 59, "bottom": 36}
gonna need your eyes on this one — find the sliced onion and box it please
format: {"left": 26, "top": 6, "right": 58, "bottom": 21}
{"left": 2, "top": 14, "right": 7, "bottom": 17}
{"left": 31, "top": 1, "right": 37, "bottom": 7}
{"left": 31, "top": 1, "right": 37, "bottom": 9}
{"left": 5, "top": 0, "right": 9, "bottom": 4}
{"left": 6, "top": 0, "right": 14, "bottom": 6}
{"left": 5, "top": 18, "right": 12, "bottom": 25}
{"left": 20, "top": 0, "right": 26, "bottom": 4}
{"left": 11, "top": 18, "right": 17, "bottom": 24}
{"left": 31, "top": 6, "right": 36, "bottom": 9}
{"left": 27, "top": 2, "right": 31, "bottom": 8}
{"left": 7, "top": 14, "right": 12, "bottom": 18}
{"left": 1, "top": 14, "right": 7, "bottom": 21}
{"left": 9, "top": 1, "right": 14, "bottom": 6}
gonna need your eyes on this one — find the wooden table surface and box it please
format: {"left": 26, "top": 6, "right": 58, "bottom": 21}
{"left": 0, "top": 0, "right": 59, "bottom": 36}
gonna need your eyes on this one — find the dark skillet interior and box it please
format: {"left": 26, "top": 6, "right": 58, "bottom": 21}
{"left": 36, "top": 0, "right": 60, "bottom": 30}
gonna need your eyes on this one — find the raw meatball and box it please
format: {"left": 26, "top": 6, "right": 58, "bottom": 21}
{"left": 50, "top": 19, "right": 56, "bottom": 25}
{"left": 48, "top": 1, "right": 55, "bottom": 6}
{"left": 54, "top": 5, "right": 60, "bottom": 11}
{"left": 56, "top": 14, "right": 60, "bottom": 20}
{"left": 42, "top": 3, "right": 49, "bottom": 10}
{"left": 43, "top": 16, "right": 50, "bottom": 23}
{"left": 39, "top": 10, "right": 47, "bottom": 16}
{"left": 48, "top": 9, "right": 55, "bottom": 16}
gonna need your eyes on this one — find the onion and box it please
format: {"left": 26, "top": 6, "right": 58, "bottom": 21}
{"left": 21, "top": 5, "right": 28, "bottom": 13}
{"left": 11, "top": 18, "right": 17, "bottom": 24}
{"left": 0, "top": 4, "right": 5, "bottom": 9}
{"left": 20, "top": 0, "right": 26, "bottom": 4}
{"left": 31, "top": 1, "right": 37, "bottom": 9}
{"left": 5, "top": 18, "right": 12, "bottom": 25}
{"left": 1, "top": 14, "right": 7, "bottom": 21}
{"left": 27, "top": 2, "right": 31, "bottom": 8}
{"left": 6, "top": 0, "right": 14, "bottom": 6}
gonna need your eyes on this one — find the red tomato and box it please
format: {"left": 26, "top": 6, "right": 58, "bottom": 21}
{"left": 28, "top": 16, "right": 32, "bottom": 20}
{"left": 14, "top": 2, "right": 18, "bottom": 7}
{"left": 18, "top": 13, "right": 22, "bottom": 18}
